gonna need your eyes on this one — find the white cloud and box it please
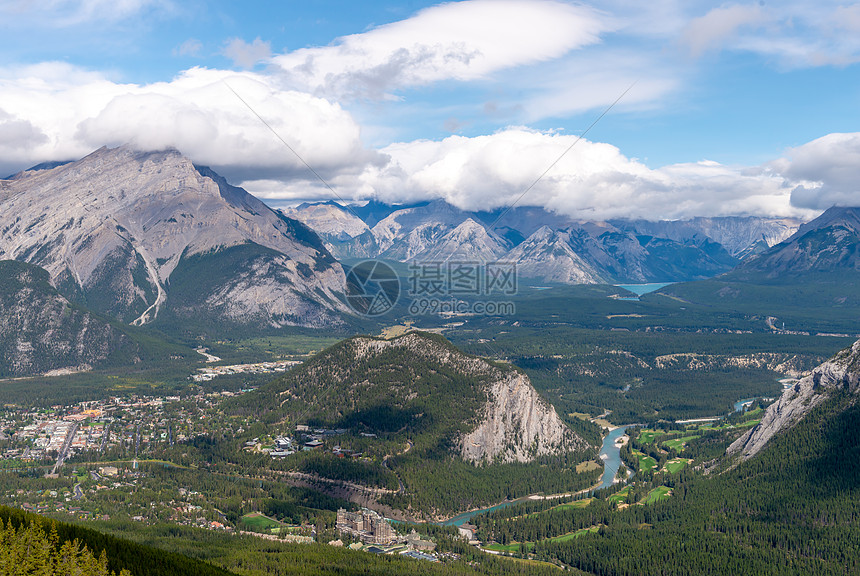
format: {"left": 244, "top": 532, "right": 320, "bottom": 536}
{"left": 0, "top": 0, "right": 170, "bottom": 26}
{"left": 0, "top": 63, "right": 378, "bottom": 182}
{"left": 772, "top": 133, "right": 860, "bottom": 209}
{"left": 223, "top": 37, "right": 271, "bottom": 69}
{"left": 271, "top": 0, "right": 611, "bottom": 99}
{"left": 679, "top": 1, "right": 860, "bottom": 67}
{"left": 174, "top": 38, "right": 203, "bottom": 58}
{"left": 681, "top": 4, "right": 766, "bottom": 57}
{"left": 335, "top": 127, "right": 815, "bottom": 220}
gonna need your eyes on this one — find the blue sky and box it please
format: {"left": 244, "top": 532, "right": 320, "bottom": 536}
{"left": 1, "top": 0, "right": 859, "bottom": 219}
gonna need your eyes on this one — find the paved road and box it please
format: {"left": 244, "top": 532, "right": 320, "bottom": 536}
{"left": 99, "top": 422, "right": 112, "bottom": 454}
{"left": 135, "top": 424, "right": 141, "bottom": 457}
{"left": 73, "top": 483, "right": 83, "bottom": 500}
{"left": 47, "top": 422, "right": 78, "bottom": 477}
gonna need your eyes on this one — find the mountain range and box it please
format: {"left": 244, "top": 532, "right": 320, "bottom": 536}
{"left": 284, "top": 200, "right": 803, "bottom": 284}
{"left": 0, "top": 146, "right": 348, "bottom": 332}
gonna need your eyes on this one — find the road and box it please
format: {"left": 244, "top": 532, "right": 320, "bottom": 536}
{"left": 73, "top": 483, "right": 83, "bottom": 500}
{"left": 47, "top": 422, "right": 78, "bottom": 477}
{"left": 134, "top": 424, "right": 141, "bottom": 457}
{"left": 381, "top": 440, "right": 412, "bottom": 495}
{"left": 99, "top": 422, "right": 112, "bottom": 454}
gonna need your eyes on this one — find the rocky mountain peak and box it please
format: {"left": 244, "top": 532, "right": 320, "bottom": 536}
{"left": 0, "top": 145, "right": 347, "bottom": 328}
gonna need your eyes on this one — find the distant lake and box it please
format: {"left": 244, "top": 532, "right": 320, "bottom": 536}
{"left": 614, "top": 283, "right": 673, "bottom": 296}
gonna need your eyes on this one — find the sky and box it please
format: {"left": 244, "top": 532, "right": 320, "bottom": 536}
{"left": 1, "top": 0, "right": 859, "bottom": 221}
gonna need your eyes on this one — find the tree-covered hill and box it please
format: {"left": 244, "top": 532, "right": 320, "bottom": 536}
{"left": 0, "top": 260, "right": 188, "bottom": 377}
{"left": 226, "top": 332, "right": 599, "bottom": 516}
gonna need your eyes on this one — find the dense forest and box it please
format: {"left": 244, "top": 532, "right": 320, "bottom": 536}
{"left": 0, "top": 505, "right": 233, "bottom": 576}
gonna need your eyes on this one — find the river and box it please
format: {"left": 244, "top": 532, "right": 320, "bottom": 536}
{"left": 438, "top": 426, "right": 634, "bottom": 526}
{"left": 597, "top": 426, "right": 632, "bottom": 490}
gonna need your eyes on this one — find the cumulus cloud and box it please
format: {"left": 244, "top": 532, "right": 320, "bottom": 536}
{"left": 0, "top": 109, "right": 49, "bottom": 156}
{"left": 336, "top": 127, "right": 813, "bottom": 220}
{"left": 771, "top": 133, "right": 860, "bottom": 210}
{"left": 0, "top": 63, "right": 378, "bottom": 182}
{"left": 271, "top": 0, "right": 610, "bottom": 99}
{"left": 223, "top": 37, "right": 271, "bottom": 69}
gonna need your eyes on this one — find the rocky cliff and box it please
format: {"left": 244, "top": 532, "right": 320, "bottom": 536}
{"left": 728, "top": 338, "right": 860, "bottom": 460}
{"left": 460, "top": 371, "right": 576, "bottom": 463}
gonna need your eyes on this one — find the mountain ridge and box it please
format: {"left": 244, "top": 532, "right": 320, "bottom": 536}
{"left": 286, "top": 199, "right": 804, "bottom": 284}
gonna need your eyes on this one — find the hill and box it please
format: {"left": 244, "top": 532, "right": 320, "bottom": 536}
{"left": 654, "top": 206, "right": 860, "bottom": 334}
{"left": 0, "top": 260, "right": 155, "bottom": 377}
{"left": 241, "top": 332, "right": 583, "bottom": 464}
{"left": 0, "top": 505, "right": 233, "bottom": 576}
{"left": 230, "top": 332, "right": 598, "bottom": 516}
{"left": 729, "top": 205, "right": 860, "bottom": 279}
{"left": 729, "top": 337, "right": 860, "bottom": 459}
{"left": 475, "top": 339, "right": 860, "bottom": 575}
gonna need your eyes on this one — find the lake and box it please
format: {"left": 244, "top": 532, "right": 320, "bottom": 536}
{"left": 614, "top": 283, "right": 673, "bottom": 299}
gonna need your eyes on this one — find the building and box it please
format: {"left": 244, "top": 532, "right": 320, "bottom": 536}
{"left": 406, "top": 529, "right": 436, "bottom": 552}
{"left": 336, "top": 508, "right": 397, "bottom": 545}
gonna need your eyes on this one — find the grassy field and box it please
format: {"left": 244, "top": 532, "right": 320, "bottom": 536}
{"left": 608, "top": 487, "right": 630, "bottom": 504}
{"left": 662, "top": 435, "right": 700, "bottom": 451}
{"left": 663, "top": 458, "right": 691, "bottom": 474}
{"left": 485, "top": 541, "right": 534, "bottom": 553}
{"left": 638, "top": 430, "right": 663, "bottom": 444}
{"left": 641, "top": 486, "right": 672, "bottom": 504}
{"left": 548, "top": 526, "right": 600, "bottom": 543}
{"left": 484, "top": 524, "right": 599, "bottom": 554}
{"left": 240, "top": 512, "right": 282, "bottom": 532}
{"left": 575, "top": 461, "right": 601, "bottom": 473}
{"left": 633, "top": 450, "right": 658, "bottom": 472}
{"left": 550, "top": 499, "right": 594, "bottom": 512}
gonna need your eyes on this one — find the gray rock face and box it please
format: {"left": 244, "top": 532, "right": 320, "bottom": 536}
{"left": 461, "top": 371, "right": 580, "bottom": 464}
{"left": 614, "top": 217, "right": 802, "bottom": 259}
{"left": 282, "top": 201, "right": 370, "bottom": 240}
{"left": 728, "top": 339, "right": 860, "bottom": 460}
{"left": 0, "top": 146, "right": 348, "bottom": 327}
{"left": 503, "top": 226, "right": 608, "bottom": 284}
{"left": 732, "top": 206, "right": 860, "bottom": 278}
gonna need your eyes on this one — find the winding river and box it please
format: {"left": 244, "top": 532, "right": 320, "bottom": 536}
{"left": 439, "top": 426, "right": 633, "bottom": 526}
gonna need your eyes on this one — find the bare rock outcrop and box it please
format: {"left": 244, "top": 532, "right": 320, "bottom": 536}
{"left": 460, "top": 371, "right": 580, "bottom": 464}
{"left": 728, "top": 339, "right": 860, "bottom": 460}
